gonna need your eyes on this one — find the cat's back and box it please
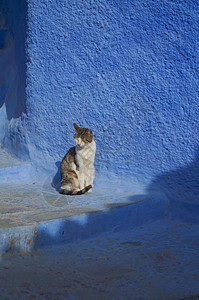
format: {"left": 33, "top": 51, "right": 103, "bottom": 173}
{"left": 61, "top": 146, "right": 76, "bottom": 172}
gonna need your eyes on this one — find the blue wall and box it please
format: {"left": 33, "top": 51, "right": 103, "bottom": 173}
{"left": 0, "top": 0, "right": 28, "bottom": 157}
{"left": 25, "top": 0, "right": 199, "bottom": 179}
{"left": 1, "top": 0, "right": 199, "bottom": 199}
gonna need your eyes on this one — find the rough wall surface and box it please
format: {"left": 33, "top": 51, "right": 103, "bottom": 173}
{"left": 1, "top": 0, "right": 199, "bottom": 196}
{"left": 25, "top": 0, "right": 199, "bottom": 181}
{"left": 0, "top": 0, "right": 28, "bottom": 158}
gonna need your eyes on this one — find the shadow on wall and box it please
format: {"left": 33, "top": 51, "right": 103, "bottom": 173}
{"left": 129, "top": 147, "right": 199, "bottom": 223}
{"left": 0, "top": 0, "right": 27, "bottom": 120}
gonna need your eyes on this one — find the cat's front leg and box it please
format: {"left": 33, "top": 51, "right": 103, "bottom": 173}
{"left": 78, "top": 172, "right": 85, "bottom": 190}
{"left": 89, "top": 165, "right": 95, "bottom": 187}
{"left": 84, "top": 166, "right": 95, "bottom": 193}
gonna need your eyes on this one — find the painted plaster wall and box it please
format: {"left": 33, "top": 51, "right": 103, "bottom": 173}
{"left": 25, "top": 0, "right": 199, "bottom": 181}
{"left": 1, "top": 0, "right": 199, "bottom": 201}
{"left": 0, "top": 0, "right": 28, "bottom": 158}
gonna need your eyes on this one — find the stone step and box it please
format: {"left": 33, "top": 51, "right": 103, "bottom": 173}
{"left": 0, "top": 181, "right": 169, "bottom": 254}
{"left": 0, "top": 147, "right": 32, "bottom": 183}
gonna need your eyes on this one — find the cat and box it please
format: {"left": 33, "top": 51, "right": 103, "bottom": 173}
{"left": 60, "top": 123, "right": 96, "bottom": 195}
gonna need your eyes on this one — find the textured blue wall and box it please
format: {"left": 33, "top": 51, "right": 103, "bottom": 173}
{"left": 25, "top": 0, "right": 199, "bottom": 181}
{"left": 0, "top": 0, "right": 28, "bottom": 157}
{"left": 1, "top": 0, "right": 199, "bottom": 202}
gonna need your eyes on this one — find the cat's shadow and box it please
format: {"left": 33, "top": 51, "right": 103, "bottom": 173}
{"left": 52, "top": 161, "right": 61, "bottom": 192}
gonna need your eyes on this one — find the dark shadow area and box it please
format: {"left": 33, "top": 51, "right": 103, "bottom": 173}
{"left": 147, "top": 148, "right": 199, "bottom": 223}
{"left": 33, "top": 195, "right": 168, "bottom": 249}
{"left": 51, "top": 161, "right": 61, "bottom": 192}
{"left": 128, "top": 148, "right": 199, "bottom": 223}
{"left": 0, "top": 0, "right": 27, "bottom": 119}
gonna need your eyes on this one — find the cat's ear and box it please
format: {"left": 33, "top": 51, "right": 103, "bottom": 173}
{"left": 73, "top": 123, "right": 79, "bottom": 131}
{"left": 87, "top": 130, "right": 93, "bottom": 142}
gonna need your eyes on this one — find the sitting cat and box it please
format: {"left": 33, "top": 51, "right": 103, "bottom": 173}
{"left": 60, "top": 123, "right": 96, "bottom": 195}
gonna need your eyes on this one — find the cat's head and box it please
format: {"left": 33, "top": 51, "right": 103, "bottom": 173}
{"left": 73, "top": 123, "right": 93, "bottom": 148}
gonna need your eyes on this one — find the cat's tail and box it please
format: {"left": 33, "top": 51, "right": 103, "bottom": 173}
{"left": 60, "top": 185, "right": 92, "bottom": 195}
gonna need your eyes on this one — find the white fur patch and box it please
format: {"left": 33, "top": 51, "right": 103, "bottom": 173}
{"left": 76, "top": 140, "right": 96, "bottom": 189}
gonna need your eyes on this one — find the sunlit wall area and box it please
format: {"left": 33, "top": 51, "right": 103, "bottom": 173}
{"left": 1, "top": 0, "right": 199, "bottom": 194}
{"left": 25, "top": 0, "right": 199, "bottom": 183}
